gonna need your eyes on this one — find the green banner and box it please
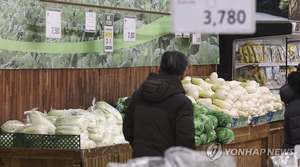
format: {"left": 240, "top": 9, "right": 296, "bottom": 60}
{"left": 0, "top": 16, "right": 171, "bottom": 54}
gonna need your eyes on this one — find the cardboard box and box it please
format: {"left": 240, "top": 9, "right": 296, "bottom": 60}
{"left": 251, "top": 114, "right": 267, "bottom": 126}
{"left": 229, "top": 117, "right": 248, "bottom": 128}
{"left": 267, "top": 110, "right": 284, "bottom": 122}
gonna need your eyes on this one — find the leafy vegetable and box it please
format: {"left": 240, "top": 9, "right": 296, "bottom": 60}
{"left": 215, "top": 127, "right": 235, "bottom": 145}
{"left": 207, "top": 115, "right": 218, "bottom": 129}
{"left": 207, "top": 130, "right": 217, "bottom": 143}
{"left": 116, "top": 96, "right": 131, "bottom": 113}
{"left": 207, "top": 110, "right": 234, "bottom": 127}
{"left": 193, "top": 103, "right": 210, "bottom": 117}
{"left": 199, "top": 133, "right": 208, "bottom": 145}
{"left": 1, "top": 120, "right": 25, "bottom": 133}
{"left": 197, "top": 114, "right": 214, "bottom": 133}
{"left": 194, "top": 118, "right": 204, "bottom": 136}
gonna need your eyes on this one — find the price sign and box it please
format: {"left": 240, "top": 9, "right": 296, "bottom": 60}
{"left": 85, "top": 12, "right": 96, "bottom": 33}
{"left": 175, "top": 32, "right": 182, "bottom": 38}
{"left": 171, "top": 0, "right": 256, "bottom": 34}
{"left": 45, "top": 9, "right": 61, "bottom": 38}
{"left": 104, "top": 14, "right": 114, "bottom": 52}
{"left": 123, "top": 16, "right": 136, "bottom": 42}
{"left": 192, "top": 33, "right": 201, "bottom": 44}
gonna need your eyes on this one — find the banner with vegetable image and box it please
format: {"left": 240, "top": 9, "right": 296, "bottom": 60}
{"left": 0, "top": 0, "right": 219, "bottom": 69}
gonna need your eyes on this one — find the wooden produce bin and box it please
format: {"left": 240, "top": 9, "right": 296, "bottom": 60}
{"left": 197, "top": 124, "right": 269, "bottom": 167}
{"left": 267, "top": 121, "right": 284, "bottom": 166}
{"left": 0, "top": 145, "right": 119, "bottom": 167}
{"left": 118, "top": 143, "right": 132, "bottom": 163}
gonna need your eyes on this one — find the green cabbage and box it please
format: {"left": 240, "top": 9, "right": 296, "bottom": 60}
{"left": 197, "top": 114, "right": 214, "bottom": 133}
{"left": 207, "top": 130, "right": 217, "bottom": 143}
{"left": 215, "top": 127, "right": 235, "bottom": 144}
{"left": 207, "top": 115, "right": 218, "bottom": 129}
{"left": 193, "top": 103, "right": 210, "bottom": 117}
{"left": 194, "top": 118, "right": 204, "bottom": 136}
{"left": 195, "top": 136, "right": 201, "bottom": 146}
{"left": 94, "top": 101, "right": 123, "bottom": 124}
{"left": 207, "top": 110, "right": 234, "bottom": 127}
{"left": 199, "top": 133, "right": 208, "bottom": 145}
{"left": 116, "top": 96, "right": 131, "bottom": 113}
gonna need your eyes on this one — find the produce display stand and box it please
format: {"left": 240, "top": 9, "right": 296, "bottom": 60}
{"left": 0, "top": 121, "right": 284, "bottom": 167}
{"left": 0, "top": 145, "right": 119, "bottom": 167}
{"left": 196, "top": 123, "right": 269, "bottom": 167}
{"left": 267, "top": 121, "right": 284, "bottom": 166}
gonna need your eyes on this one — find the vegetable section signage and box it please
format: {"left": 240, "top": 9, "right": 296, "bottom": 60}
{"left": 171, "top": 0, "right": 256, "bottom": 34}
{"left": 45, "top": 9, "right": 61, "bottom": 39}
{"left": 104, "top": 14, "right": 114, "bottom": 52}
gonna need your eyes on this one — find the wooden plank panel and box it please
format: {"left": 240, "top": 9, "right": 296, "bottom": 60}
{"left": 0, "top": 65, "right": 216, "bottom": 126}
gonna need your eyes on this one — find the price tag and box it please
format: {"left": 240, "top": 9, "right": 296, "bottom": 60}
{"left": 183, "top": 33, "right": 190, "bottom": 38}
{"left": 123, "top": 16, "right": 136, "bottom": 42}
{"left": 175, "top": 32, "right": 182, "bottom": 38}
{"left": 104, "top": 14, "right": 114, "bottom": 52}
{"left": 192, "top": 33, "right": 201, "bottom": 44}
{"left": 171, "top": 0, "right": 256, "bottom": 34}
{"left": 45, "top": 9, "right": 61, "bottom": 38}
{"left": 85, "top": 12, "right": 96, "bottom": 33}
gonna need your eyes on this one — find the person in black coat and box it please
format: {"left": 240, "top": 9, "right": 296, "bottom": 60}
{"left": 279, "top": 71, "right": 300, "bottom": 152}
{"left": 122, "top": 51, "right": 196, "bottom": 158}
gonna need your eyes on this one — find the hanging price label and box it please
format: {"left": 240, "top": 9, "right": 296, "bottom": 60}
{"left": 104, "top": 14, "right": 114, "bottom": 52}
{"left": 123, "top": 16, "right": 136, "bottom": 42}
{"left": 85, "top": 12, "right": 96, "bottom": 33}
{"left": 171, "top": 0, "right": 256, "bottom": 34}
{"left": 45, "top": 9, "right": 61, "bottom": 38}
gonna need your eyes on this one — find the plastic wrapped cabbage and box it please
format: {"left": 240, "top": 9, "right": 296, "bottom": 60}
{"left": 1, "top": 120, "right": 26, "bottom": 133}
{"left": 207, "top": 115, "right": 218, "bottom": 129}
{"left": 55, "top": 115, "right": 89, "bottom": 132}
{"left": 207, "top": 130, "right": 217, "bottom": 143}
{"left": 193, "top": 103, "right": 210, "bottom": 117}
{"left": 55, "top": 126, "right": 81, "bottom": 135}
{"left": 197, "top": 114, "right": 214, "bottom": 133}
{"left": 22, "top": 125, "right": 49, "bottom": 134}
{"left": 194, "top": 118, "right": 204, "bottom": 136}
{"left": 24, "top": 109, "right": 56, "bottom": 134}
{"left": 199, "top": 133, "right": 208, "bottom": 145}
{"left": 207, "top": 110, "right": 233, "bottom": 127}
{"left": 215, "top": 127, "right": 235, "bottom": 144}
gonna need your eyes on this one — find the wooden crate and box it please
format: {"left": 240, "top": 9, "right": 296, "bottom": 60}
{"left": 267, "top": 121, "right": 284, "bottom": 166}
{"left": 118, "top": 143, "right": 132, "bottom": 163}
{"left": 0, "top": 145, "right": 119, "bottom": 167}
{"left": 197, "top": 124, "right": 268, "bottom": 167}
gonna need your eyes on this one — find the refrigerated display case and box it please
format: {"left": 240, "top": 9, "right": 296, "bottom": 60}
{"left": 217, "top": 21, "right": 296, "bottom": 92}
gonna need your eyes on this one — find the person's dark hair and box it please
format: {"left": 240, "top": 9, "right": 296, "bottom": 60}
{"left": 159, "top": 51, "right": 188, "bottom": 76}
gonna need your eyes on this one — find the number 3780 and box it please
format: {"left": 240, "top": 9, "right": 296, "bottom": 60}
{"left": 203, "top": 10, "right": 246, "bottom": 25}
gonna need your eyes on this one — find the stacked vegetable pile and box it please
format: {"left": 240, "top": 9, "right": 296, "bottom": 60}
{"left": 0, "top": 99, "right": 126, "bottom": 149}
{"left": 183, "top": 72, "right": 283, "bottom": 124}
{"left": 193, "top": 103, "right": 234, "bottom": 146}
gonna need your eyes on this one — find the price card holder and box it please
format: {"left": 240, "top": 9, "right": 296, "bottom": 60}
{"left": 46, "top": 9, "right": 61, "bottom": 39}
{"left": 192, "top": 33, "right": 201, "bottom": 45}
{"left": 85, "top": 12, "right": 96, "bottom": 33}
{"left": 175, "top": 32, "right": 182, "bottom": 38}
{"left": 183, "top": 33, "right": 190, "bottom": 38}
{"left": 123, "top": 16, "right": 136, "bottom": 42}
{"left": 171, "top": 0, "right": 256, "bottom": 34}
{"left": 104, "top": 14, "right": 114, "bottom": 52}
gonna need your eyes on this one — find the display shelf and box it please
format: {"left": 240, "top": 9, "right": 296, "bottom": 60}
{"left": 235, "top": 62, "right": 299, "bottom": 69}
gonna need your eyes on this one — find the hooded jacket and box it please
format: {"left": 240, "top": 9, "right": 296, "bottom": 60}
{"left": 123, "top": 73, "right": 195, "bottom": 158}
{"left": 280, "top": 71, "right": 300, "bottom": 151}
